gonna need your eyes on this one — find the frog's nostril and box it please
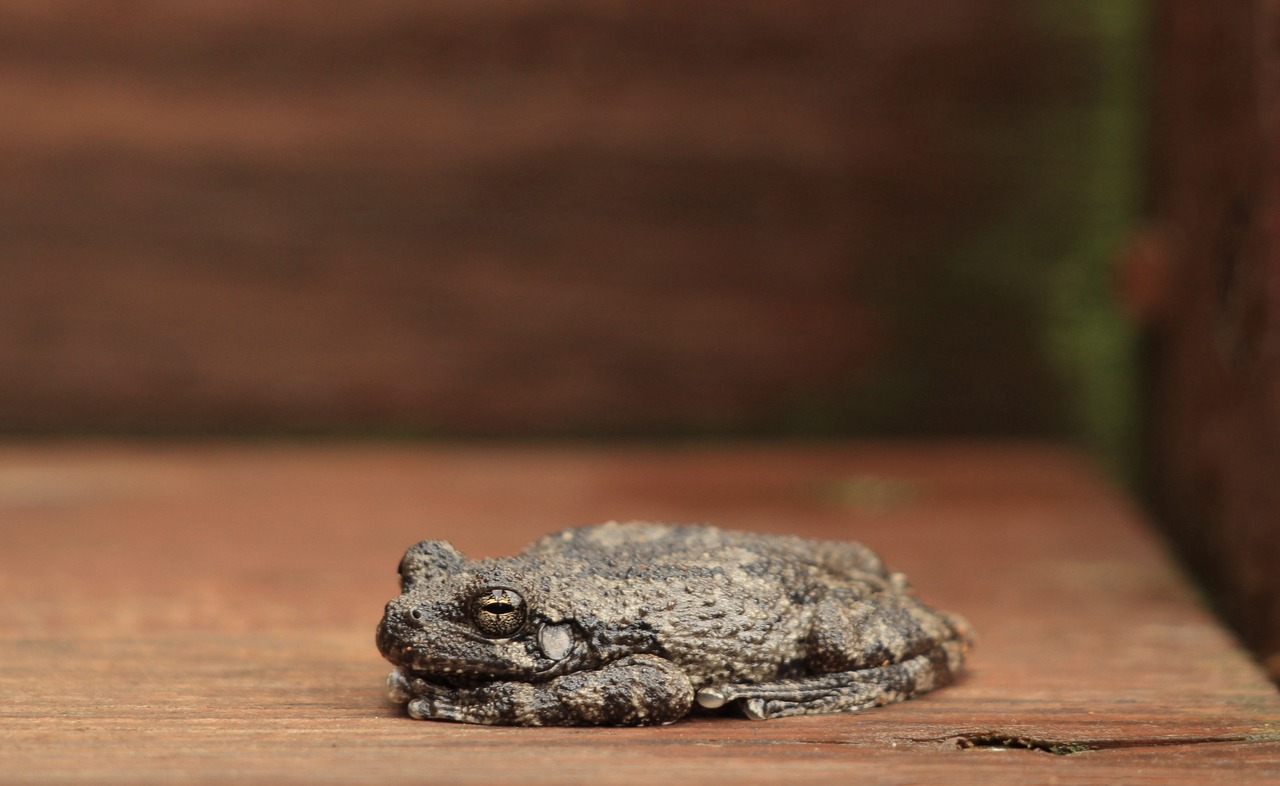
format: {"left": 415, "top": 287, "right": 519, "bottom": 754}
{"left": 405, "top": 607, "right": 426, "bottom": 628}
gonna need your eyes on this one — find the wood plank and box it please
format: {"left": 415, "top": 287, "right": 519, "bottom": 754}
{"left": 1, "top": 442, "right": 1277, "bottom": 783}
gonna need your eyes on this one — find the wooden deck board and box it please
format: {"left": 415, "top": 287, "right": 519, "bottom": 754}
{"left": 1, "top": 442, "right": 1277, "bottom": 783}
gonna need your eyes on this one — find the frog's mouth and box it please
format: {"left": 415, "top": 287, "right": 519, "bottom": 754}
{"left": 398, "top": 666, "right": 502, "bottom": 690}
{"left": 388, "top": 642, "right": 574, "bottom": 686}
{"left": 377, "top": 619, "right": 565, "bottom": 685}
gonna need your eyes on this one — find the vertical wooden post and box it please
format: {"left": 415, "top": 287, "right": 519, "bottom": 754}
{"left": 1144, "top": 0, "right": 1280, "bottom": 677}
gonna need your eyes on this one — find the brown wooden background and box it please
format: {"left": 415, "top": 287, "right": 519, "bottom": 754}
{"left": 0, "top": 1, "right": 1096, "bottom": 439}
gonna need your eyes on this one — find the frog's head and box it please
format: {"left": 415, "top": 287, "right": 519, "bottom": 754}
{"left": 376, "top": 539, "right": 585, "bottom": 685}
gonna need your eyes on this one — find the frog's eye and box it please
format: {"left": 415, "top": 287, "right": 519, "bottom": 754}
{"left": 469, "top": 587, "right": 527, "bottom": 638}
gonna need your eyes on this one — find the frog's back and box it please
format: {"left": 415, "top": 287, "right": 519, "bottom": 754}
{"left": 526, "top": 521, "right": 743, "bottom": 564}
{"left": 525, "top": 521, "right": 890, "bottom": 583}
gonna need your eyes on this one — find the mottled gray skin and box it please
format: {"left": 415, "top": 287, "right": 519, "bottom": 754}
{"left": 376, "top": 521, "right": 972, "bottom": 726}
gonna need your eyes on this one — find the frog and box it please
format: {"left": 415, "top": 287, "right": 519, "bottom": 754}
{"left": 376, "top": 521, "right": 972, "bottom": 726}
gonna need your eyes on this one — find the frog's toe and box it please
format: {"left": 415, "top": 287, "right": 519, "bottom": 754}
{"left": 386, "top": 669, "right": 411, "bottom": 703}
{"left": 695, "top": 687, "right": 728, "bottom": 709}
{"left": 742, "top": 699, "right": 769, "bottom": 721}
{"left": 406, "top": 697, "right": 431, "bottom": 720}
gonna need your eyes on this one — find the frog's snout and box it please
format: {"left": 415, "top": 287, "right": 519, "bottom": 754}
{"left": 376, "top": 598, "right": 419, "bottom": 665}
{"left": 378, "top": 597, "right": 423, "bottom": 633}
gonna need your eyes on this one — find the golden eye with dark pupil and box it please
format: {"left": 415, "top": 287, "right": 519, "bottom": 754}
{"left": 471, "top": 588, "right": 527, "bottom": 638}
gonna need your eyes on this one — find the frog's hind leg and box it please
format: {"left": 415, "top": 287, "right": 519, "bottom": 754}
{"left": 807, "top": 538, "right": 893, "bottom": 582}
{"left": 696, "top": 590, "right": 972, "bottom": 720}
{"left": 696, "top": 639, "right": 966, "bottom": 720}
{"left": 806, "top": 588, "right": 970, "bottom": 673}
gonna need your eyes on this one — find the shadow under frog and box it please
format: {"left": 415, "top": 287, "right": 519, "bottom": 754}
{"left": 376, "top": 521, "right": 972, "bottom": 726}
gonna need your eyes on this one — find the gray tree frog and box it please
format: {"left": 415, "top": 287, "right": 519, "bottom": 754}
{"left": 376, "top": 521, "right": 972, "bottom": 725}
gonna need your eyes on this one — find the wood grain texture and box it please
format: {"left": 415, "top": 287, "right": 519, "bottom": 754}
{"left": 0, "top": 442, "right": 1277, "bottom": 783}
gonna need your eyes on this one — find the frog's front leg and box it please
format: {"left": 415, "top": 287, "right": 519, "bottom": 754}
{"left": 388, "top": 654, "right": 694, "bottom": 726}
{"left": 697, "top": 591, "right": 972, "bottom": 720}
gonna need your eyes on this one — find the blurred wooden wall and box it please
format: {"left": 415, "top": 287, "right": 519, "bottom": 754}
{"left": 1142, "top": 0, "right": 1280, "bottom": 677}
{"left": 0, "top": 1, "right": 1098, "bottom": 436}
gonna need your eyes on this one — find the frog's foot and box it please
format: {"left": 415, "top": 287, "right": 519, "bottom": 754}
{"left": 404, "top": 681, "right": 531, "bottom": 724}
{"left": 386, "top": 669, "right": 479, "bottom": 721}
{"left": 696, "top": 640, "right": 965, "bottom": 720}
{"left": 387, "top": 668, "right": 451, "bottom": 705}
